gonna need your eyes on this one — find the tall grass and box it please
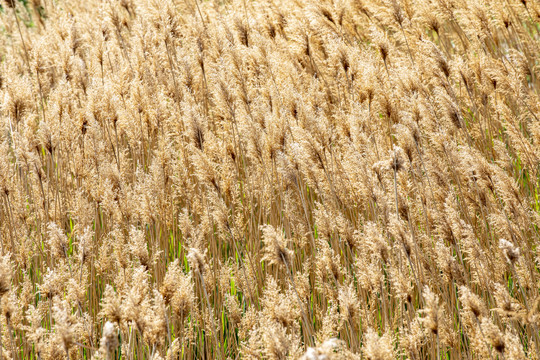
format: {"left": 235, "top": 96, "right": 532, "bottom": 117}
{"left": 0, "top": 0, "right": 540, "bottom": 358}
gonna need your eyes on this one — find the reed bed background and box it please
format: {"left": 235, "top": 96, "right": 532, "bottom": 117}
{"left": 0, "top": 0, "right": 540, "bottom": 358}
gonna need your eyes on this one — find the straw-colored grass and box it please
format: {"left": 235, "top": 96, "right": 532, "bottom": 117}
{"left": 1, "top": 0, "right": 540, "bottom": 358}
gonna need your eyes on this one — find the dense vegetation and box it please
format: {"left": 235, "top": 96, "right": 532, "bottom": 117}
{"left": 1, "top": 0, "right": 540, "bottom": 358}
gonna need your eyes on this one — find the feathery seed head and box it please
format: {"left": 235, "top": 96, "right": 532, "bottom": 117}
{"left": 261, "top": 224, "right": 293, "bottom": 268}
{"left": 499, "top": 238, "right": 520, "bottom": 265}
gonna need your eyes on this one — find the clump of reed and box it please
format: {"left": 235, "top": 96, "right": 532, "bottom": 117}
{"left": 1, "top": 0, "right": 540, "bottom": 358}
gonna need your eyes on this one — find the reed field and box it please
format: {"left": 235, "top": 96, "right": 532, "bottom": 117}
{"left": 1, "top": 0, "right": 540, "bottom": 358}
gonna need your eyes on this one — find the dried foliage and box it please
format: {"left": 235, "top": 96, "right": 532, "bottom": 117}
{"left": 0, "top": 0, "right": 540, "bottom": 358}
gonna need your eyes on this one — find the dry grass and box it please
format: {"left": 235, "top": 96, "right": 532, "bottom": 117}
{"left": 0, "top": 0, "right": 540, "bottom": 358}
